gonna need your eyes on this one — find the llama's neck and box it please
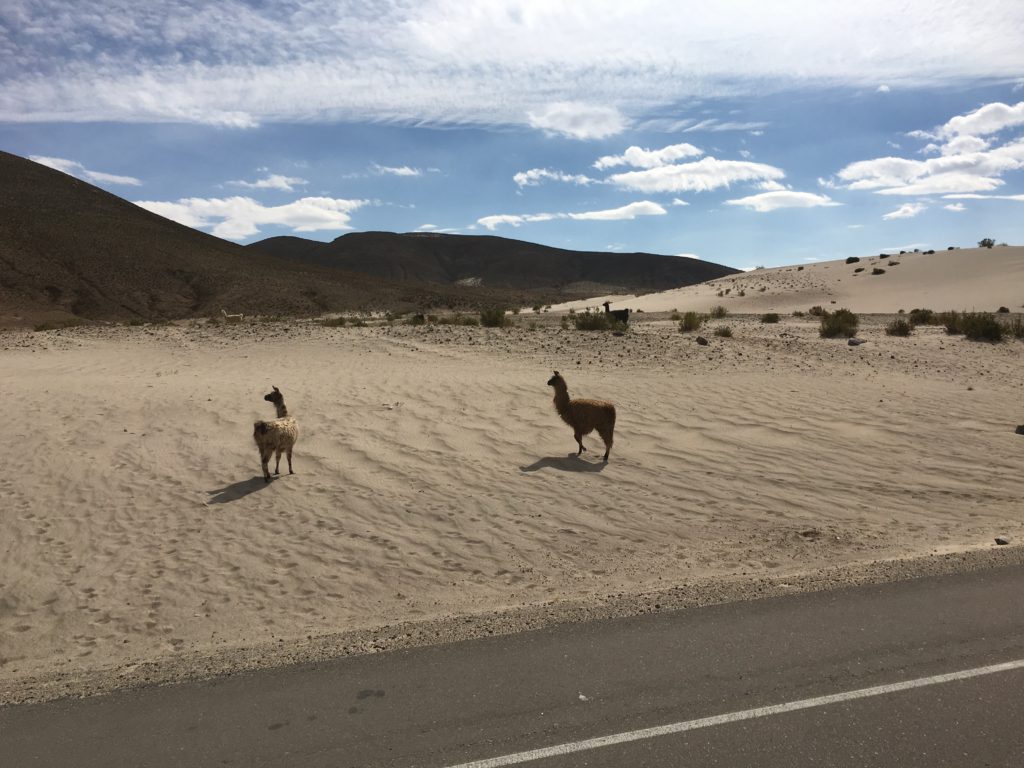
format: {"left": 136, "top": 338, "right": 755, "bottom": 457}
{"left": 552, "top": 386, "right": 573, "bottom": 423}
{"left": 275, "top": 402, "right": 288, "bottom": 418}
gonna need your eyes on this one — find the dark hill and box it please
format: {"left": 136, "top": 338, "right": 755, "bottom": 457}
{"left": 0, "top": 152, "right": 514, "bottom": 326}
{"left": 249, "top": 231, "right": 739, "bottom": 296}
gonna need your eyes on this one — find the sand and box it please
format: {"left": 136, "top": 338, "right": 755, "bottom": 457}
{"left": 2, "top": 274, "right": 1023, "bottom": 704}
{"left": 551, "top": 245, "right": 1024, "bottom": 315}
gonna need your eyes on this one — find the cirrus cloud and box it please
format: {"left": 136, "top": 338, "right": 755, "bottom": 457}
{"left": 608, "top": 157, "right": 785, "bottom": 193}
{"left": 478, "top": 200, "right": 666, "bottom": 230}
{"left": 30, "top": 155, "right": 142, "bottom": 186}
{"left": 724, "top": 191, "right": 841, "bottom": 212}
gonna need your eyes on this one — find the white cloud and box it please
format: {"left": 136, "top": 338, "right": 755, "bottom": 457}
{"left": 526, "top": 102, "right": 627, "bottom": 139}
{"left": 877, "top": 84, "right": 891, "bottom": 93}
{"left": 882, "top": 202, "right": 926, "bottom": 220}
{"left": 724, "top": 191, "right": 841, "bottom": 212}
{"left": 373, "top": 164, "right": 422, "bottom": 177}
{"left": 477, "top": 200, "right": 665, "bottom": 230}
{"left": 29, "top": 155, "right": 141, "bottom": 186}
{"left": 671, "top": 198, "right": 689, "bottom": 206}
{"left": 513, "top": 168, "right": 596, "bottom": 187}
{"left": 943, "top": 203, "right": 966, "bottom": 211}
{"left": 944, "top": 193, "right": 1024, "bottom": 201}
{"left": 938, "top": 101, "right": 1024, "bottom": 138}
{"left": 683, "top": 119, "right": 770, "bottom": 133}
{"left": 593, "top": 142, "right": 703, "bottom": 170}
{"left": 676, "top": 252, "right": 700, "bottom": 259}
{"left": 6, "top": 3, "right": 1023, "bottom": 129}
{"left": 133, "top": 195, "right": 366, "bottom": 239}
{"left": 608, "top": 157, "right": 785, "bottom": 193}
{"left": 227, "top": 173, "right": 307, "bottom": 192}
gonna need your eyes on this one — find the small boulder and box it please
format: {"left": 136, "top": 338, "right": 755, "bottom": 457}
{"left": 995, "top": 536, "right": 1011, "bottom": 546}
{"left": 1016, "top": 425, "right": 1024, "bottom": 435}
{"left": 848, "top": 338, "right": 865, "bottom": 346}
{"left": 696, "top": 336, "right": 709, "bottom": 346}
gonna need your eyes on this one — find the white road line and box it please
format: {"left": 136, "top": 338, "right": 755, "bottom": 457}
{"left": 444, "top": 658, "right": 1024, "bottom": 768}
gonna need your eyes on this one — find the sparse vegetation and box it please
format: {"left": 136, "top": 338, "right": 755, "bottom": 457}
{"left": 885, "top": 318, "right": 913, "bottom": 336}
{"left": 819, "top": 308, "right": 859, "bottom": 338}
{"left": 760, "top": 313, "right": 780, "bottom": 324}
{"left": 854, "top": 267, "right": 865, "bottom": 273}
{"left": 713, "top": 326, "right": 733, "bottom": 338}
{"left": 808, "top": 305, "right": 827, "bottom": 317}
{"left": 573, "top": 310, "right": 625, "bottom": 332}
{"left": 871, "top": 268, "right": 886, "bottom": 275}
{"left": 997, "top": 306, "right": 1010, "bottom": 313}
{"left": 945, "top": 311, "right": 1006, "bottom": 342}
{"left": 320, "top": 316, "right": 348, "bottom": 327}
{"left": 479, "top": 307, "right": 511, "bottom": 327}
{"left": 846, "top": 256, "right": 860, "bottom": 264}
{"left": 438, "top": 314, "right": 479, "bottom": 326}
{"left": 1006, "top": 316, "right": 1024, "bottom": 340}
{"left": 709, "top": 305, "right": 729, "bottom": 319}
{"left": 978, "top": 238, "right": 995, "bottom": 249}
{"left": 679, "top": 311, "right": 703, "bottom": 332}
{"left": 908, "top": 308, "right": 936, "bottom": 325}
{"left": 792, "top": 310, "right": 805, "bottom": 317}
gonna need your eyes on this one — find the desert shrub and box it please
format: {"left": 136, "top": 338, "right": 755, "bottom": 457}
{"left": 679, "top": 311, "right": 703, "bottom": 332}
{"left": 738, "top": 290, "right": 746, "bottom": 297}
{"left": 709, "top": 305, "right": 729, "bottom": 319}
{"left": 1005, "top": 316, "right": 1024, "bottom": 340}
{"left": 792, "top": 310, "right": 805, "bottom": 317}
{"left": 797, "top": 265, "right": 804, "bottom": 271}
{"left": 713, "top": 326, "right": 733, "bottom": 338}
{"left": 997, "top": 306, "right": 1010, "bottom": 313}
{"left": 573, "top": 310, "right": 624, "bottom": 331}
{"left": 670, "top": 311, "right": 682, "bottom": 321}
{"left": 349, "top": 317, "right": 367, "bottom": 327}
{"left": 846, "top": 256, "right": 860, "bottom": 264}
{"left": 871, "top": 268, "right": 886, "bottom": 275}
{"left": 888, "top": 261, "right": 900, "bottom": 266}
{"left": 978, "top": 238, "right": 995, "bottom": 249}
{"left": 808, "top": 305, "right": 827, "bottom": 316}
{"left": 958, "top": 312, "right": 1005, "bottom": 341}
{"left": 716, "top": 290, "right": 724, "bottom": 297}
{"left": 820, "top": 308, "right": 859, "bottom": 338}
{"left": 924, "top": 249, "right": 935, "bottom": 254}
{"left": 908, "top": 308, "right": 936, "bottom": 325}
{"left": 438, "top": 314, "right": 479, "bottom": 326}
{"left": 320, "top": 316, "right": 347, "bottom": 327}
{"left": 760, "top": 313, "right": 780, "bottom": 324}
{"left": 479, "top": 307, "right": 510, "bottom": 327}
{"left": 885, "top": 318, "right": 913, "bottom": 336}
{"left": 406, "top": 314, "right": 426, "bottom": 326}
{"left": 854, "top": 267, "right": 865, "bottom": 273}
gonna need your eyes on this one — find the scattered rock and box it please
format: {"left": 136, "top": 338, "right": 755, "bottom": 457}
{"left": 1015, "top": 425, "right": 1024, "bottom": 435}
{"left": 848, "top": 338, "right": 865, "bottom": 346}
{"left": 695, "top": 336, "right": 709, "bottom": 346}
{"left": 995, "top": 536, "right": 1011, "bottom": 545}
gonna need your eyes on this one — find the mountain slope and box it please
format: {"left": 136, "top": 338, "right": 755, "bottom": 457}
{"left": 0, "top": 152, "right": 500, "bottom": 326}
{"left": 248, "top": 231, "right": 739, "bottom": 296}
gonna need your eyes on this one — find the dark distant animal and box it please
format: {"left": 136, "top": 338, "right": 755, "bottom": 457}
{"left": 254, "top": 386, "right": 298, "bottom": 482}
{"left": 602, "top": 301, "right": 630, "bottom": 325}
{"left": 546, "top": 371, "right": 616, "bottom": 461}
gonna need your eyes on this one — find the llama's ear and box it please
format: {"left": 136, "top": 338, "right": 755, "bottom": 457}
{"left": 273, "top": 386, "right": 280, "bottom": 392}
{"left": 553, "top": 370, "right": 559, "bottom": 376}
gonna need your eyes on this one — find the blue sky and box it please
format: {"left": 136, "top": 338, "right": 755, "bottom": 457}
{"left": 2, "top": 1, "right": 1023, "bottom": 270}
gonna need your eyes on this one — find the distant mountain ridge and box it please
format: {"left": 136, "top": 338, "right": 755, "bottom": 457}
{"left": 248, "top": 231, "right": 739, "bottom": 296}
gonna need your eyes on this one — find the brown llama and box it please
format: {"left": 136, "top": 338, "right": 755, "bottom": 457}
{"left": 602, "top": 301, "right": 630, "bottom": 325}
{"left": 546, "top": 371, "right": 616, "bottom": 461}
{"left": 253, "top": 386, "right": 298, "bottom": 482}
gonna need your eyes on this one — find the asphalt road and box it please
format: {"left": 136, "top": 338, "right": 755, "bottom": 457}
{"left": 2, "top": 565, "right": 1023, "bottom": 767}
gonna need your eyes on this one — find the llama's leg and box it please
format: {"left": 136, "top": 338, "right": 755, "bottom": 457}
{"left": 286, "top": 447, "right": 294, "bottom": 475}
{"left": 274, "top": 448, "right": 282, "bottom": 475}
{"left": 260, "top": 448, "right": 272, "bottom": 482}
{"left": 574, "top": 431, "right": 586, "bottom": 455}
{"left": 597, "top": 424, "right": 614, "bottom": 462}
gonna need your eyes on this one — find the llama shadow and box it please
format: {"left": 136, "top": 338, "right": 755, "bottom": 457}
{"left": 520, "top": 454, "right": 608, "bottom": 473}
{"left": 207, "top": 476, "right": 271, "bottom": 504}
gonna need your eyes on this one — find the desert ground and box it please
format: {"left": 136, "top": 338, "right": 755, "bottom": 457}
{"left": 2, "top": 249, "right": 1023, "bottom": 705}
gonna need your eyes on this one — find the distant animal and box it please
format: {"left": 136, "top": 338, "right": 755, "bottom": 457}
{"left": 602, "top": 301, "right": 630, "bottom": 325}
{"left": 253, "top": 386, "right": 298, "bottom": 482}
{"left": 546, "top": 371, "right": 616, "bottom": 461}
{"left": 222, "top": 308, "right": 244, "bottom": 323}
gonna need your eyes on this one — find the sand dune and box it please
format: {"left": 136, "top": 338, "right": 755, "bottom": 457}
{"left": 2, "top": 309, "right": 1022, "bottom": 703}
{"left": 551, "top": 246, "right": 1024, "bottom": 315}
